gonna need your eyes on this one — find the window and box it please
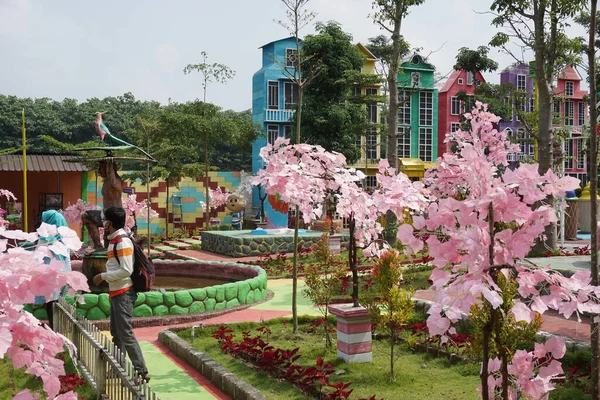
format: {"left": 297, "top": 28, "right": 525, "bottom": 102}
{"left": 450, "top": 122, "right": 461, "bottom": 133}
{"left": 466, "top": 72, "right": 474, "bottom": 85}
{"left": 553, "top": 100, "right": 561, "bottom": 116}
{"left": 411, "top": 72, "right": 420, "bottom": 88}
{"left": 267, "top": 125, "right": 279, "bottom": 145}
{"left": 457, "top": 78, "right": 464, "bottom": 85}
{"left": 267, "top": 81, "right": 279, "bottom": 109}
{"left": 285, "top": 48, "right": 298, "bottom": 68}
{"left": 576, "top": 138, "right": 585, "bottom": 169}
{"left": 365, "top": 87, "right": 378, "bottom": 96}
{"left": 418, "top": 128, "right": 433, "bottom": 161}
{"left": 284, "top": 81, "right": 298, "bottom": 110}
{"left": 517, "top": 74, "right": 526, "bottom": 91}
{"left": 517, "top": 128, "right": 533, "bottom": 158}
{"left": 506, "top": 128, "right": 515, "bottom": 161}
{"left": 565, "top": 100, "right": 574, "bottom": 126}
{"left": 284, "top": 125, "right": 292, "bottom": 138}
{"left": 366, "top": 132, "right": 377, "bottom": 160}
{"left": 397, "top": 126, "right": 411, "bottom": 158}
{"left": 398, "top": 91, "right": 411, "bottom": 125}
{"left": 564, "top": 138, "right": 574, "bottom": 170}
{"left": 450, "top": 96, "right": 460, "bottom": 115}
{"left": 351, "top": 87, "right": 361, "bottom": 96}
{"left": 578, "top": 101, "right": 585, "bottom": 126}
{"left": 419, "top": 92, "right": 433, "bottom": 126}
{"left": 565, "top": 81, "right": 574, "bottom": 97}
{"left": 365, "top": 175, "right": 377, "bottom": 190}
{"left": 529, "top": 97, "right": 535, "bottom": 112}
{"left": 367, "top": 103, "right": 378, "bottom": 123}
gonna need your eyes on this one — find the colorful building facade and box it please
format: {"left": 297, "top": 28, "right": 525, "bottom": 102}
{"left": 437, "top": 69, "right": 486, "bottom": 155}
{"left": 498, "top": 63, "right": 536, "bottom": 162}
{"left": 396, "top": 54, "right": 439, "bottom": 178}
{"left": 553, "top": 66, "right": 588, "bottom": 183}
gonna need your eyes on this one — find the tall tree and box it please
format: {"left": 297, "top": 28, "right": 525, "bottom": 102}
{"left": 293, "top": 21, "right": 372, "bottom": 163}
{"left": 183, "top": 52, "right": 235, "bottom": 102}
{"left": 371, "top": 0, "right": 424, "bottom": 170}
{"left": 275, "top": 0, "right": 316, "bottom": 333}
{"left": 489, "top": 0, "right": 586, "bottom": 250}
{"left": 453, "top": 46, "right": 499, "bottom": 75}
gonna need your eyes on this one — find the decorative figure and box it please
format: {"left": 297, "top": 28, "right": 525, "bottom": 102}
{"left": 225, "top": 193, "right": 246, "bottom": 230}
{"left": 95, "top": 112, "right": 109, "bottom": 140}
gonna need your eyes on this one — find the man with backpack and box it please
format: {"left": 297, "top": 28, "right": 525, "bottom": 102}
{"left": 92, "top": 207, "right": 149, "bottom": 383}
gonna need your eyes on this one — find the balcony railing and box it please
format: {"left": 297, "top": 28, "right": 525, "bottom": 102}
{"left": 265, "top": 108, "right": 294, "bottom": 122}
{"left": 54, "top": 298, "right": 160, "bottom": 400}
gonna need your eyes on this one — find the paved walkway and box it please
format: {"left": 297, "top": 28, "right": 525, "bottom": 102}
{"left": 134, "top": 246, "right": 596, "bottom": 399}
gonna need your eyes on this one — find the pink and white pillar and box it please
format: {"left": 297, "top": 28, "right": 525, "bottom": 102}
{"left": 328, "top": 304, "right": 372, "bottom": 363}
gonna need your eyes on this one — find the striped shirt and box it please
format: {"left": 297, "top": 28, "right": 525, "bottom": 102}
{"left": 102, "top": 229, "right": 134, "bottom": 296}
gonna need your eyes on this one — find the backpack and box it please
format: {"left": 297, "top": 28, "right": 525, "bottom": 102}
{"left": 111, "top": 234, "right": 155, "bottom": 292}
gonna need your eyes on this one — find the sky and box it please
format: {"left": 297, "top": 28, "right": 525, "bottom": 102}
{"left": 0, "top": 0, "right": 588, "bottom": 112}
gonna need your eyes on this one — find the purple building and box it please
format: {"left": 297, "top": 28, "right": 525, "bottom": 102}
{"left": 499, "top": 63, "right": 535, "bottom": 162}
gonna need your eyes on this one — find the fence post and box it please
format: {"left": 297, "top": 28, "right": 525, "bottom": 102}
{"left": 95, "top": 350, "right": 107, "bottom": 399}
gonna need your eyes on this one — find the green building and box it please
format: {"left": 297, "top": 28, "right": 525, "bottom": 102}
{"left": 396, "top": 53, "right": 438, "bottom": 165}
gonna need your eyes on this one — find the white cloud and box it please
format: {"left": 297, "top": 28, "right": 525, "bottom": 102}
{"left": 0, "top": 0, "right": 32, "bottom": 35}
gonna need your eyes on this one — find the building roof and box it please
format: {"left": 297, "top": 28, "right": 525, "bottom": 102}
{"left": 357, "top": 43, "right": 377, "bottom": 61}
{"left": 259, "top": 36, "right": 298, "bottom": 49}
{"left": 0, "top": 155, "right": 88, "bottom": 172}
{"left": 558, "top": 65, "right": 581, "bottom": 81}
{"left": 439, "top": 70, "right": 461, "bottom": 93}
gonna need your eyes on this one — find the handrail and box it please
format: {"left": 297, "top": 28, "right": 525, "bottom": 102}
{"left": 54, "top": 298, "right": 160, "bottom": 400}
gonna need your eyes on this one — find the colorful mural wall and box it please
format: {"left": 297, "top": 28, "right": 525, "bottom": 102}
{"left": 83, "top": 171, "right": 242, "bottom": 235}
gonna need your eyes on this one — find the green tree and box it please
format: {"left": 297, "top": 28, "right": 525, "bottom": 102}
{"left": 293, "top": 21, "right": 372, "bottom": 163}
{"left": 371, "top": 0, "right": 425, "bottom": 170}
{"left": 489, "top": 0, "right": 585, "bottom": 251}
{"left": 453, "top": 46, "right": 499, "bottom": 75}
{"left": 183, "top": 51, "right": 235, "bottom": 102}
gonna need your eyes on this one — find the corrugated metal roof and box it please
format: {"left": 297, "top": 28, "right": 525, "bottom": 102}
{"left": 0, "top": 155, "right": 88, "bottom": 172}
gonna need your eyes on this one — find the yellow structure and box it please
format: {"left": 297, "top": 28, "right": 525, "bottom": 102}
{"left": 397, "top": 158, "right": 436, "bottom": 181}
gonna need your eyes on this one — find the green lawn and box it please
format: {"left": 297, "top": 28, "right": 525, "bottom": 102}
{"left": 0, "top": 352, "right": 95, "bottom": 400}
{"left": 178, "top": 317, "right": 481, "bottom": 400}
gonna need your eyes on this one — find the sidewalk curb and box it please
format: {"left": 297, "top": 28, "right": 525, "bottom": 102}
{"left": 158, "top": 329, "right": 267, "bottom": 400}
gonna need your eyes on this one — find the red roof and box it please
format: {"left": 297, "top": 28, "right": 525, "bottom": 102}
{"left": 558, "top": 66, "right": 581, "bottom": 81}
{"left": 439, "top": 70, "right": 461, "bottom": 93}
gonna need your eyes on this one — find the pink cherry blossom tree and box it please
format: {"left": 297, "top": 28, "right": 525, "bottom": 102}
{"left": 61, "top": 199, "right": 100, "bottom": 228}
{"left": 0, "top": 191, "right": 90, "bottom": 400}
{"left": 394, "top": 103, "right": 598, "bottom": 399}
{"left": 121, "top": 194, "right": 159, "bottom": 233}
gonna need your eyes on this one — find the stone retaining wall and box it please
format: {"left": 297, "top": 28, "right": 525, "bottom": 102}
{"left": 25, "top": 260, "right": 267, "bottom": 321}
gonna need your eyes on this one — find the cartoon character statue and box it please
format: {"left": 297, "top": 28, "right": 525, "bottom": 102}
{"left": 226, "top": 193, "right": 246, "bottom": 230}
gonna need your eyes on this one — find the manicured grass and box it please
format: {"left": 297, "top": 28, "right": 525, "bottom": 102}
{"left": 0, "top": 352, "right": 96, "bottom": 400}
{"left": 178, "top": 317, "right": 481, "bottom": 400}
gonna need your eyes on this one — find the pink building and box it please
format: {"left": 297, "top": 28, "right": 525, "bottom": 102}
{"left": 437, "top": 70, "right": 486, "bottom": 155}
{"left": 553, "top": 66, "right": 588, "bottom": 183}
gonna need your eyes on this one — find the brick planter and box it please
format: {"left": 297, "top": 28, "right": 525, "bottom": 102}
{"left": 328, "top": 304, "right": 372, "bottom": 363}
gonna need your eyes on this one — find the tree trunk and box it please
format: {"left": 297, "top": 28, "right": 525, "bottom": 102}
{"left": 587, "top": 1, "right": 599, "bottom": 397}
{"left": 291, "top": 83, "right": 303, "bottom": 334}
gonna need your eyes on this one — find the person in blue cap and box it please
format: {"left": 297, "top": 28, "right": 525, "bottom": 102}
{"left": 33, "top": 210, "right": 72, "bottom": 329}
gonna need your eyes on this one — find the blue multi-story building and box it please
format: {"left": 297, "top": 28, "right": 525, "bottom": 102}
{"left": 251, "top": 37, "right": 299, "bottom": 210}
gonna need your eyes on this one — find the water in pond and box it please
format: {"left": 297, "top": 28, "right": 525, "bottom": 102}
{"left": 153, "top": 276, "right": 232, "bottom": 291}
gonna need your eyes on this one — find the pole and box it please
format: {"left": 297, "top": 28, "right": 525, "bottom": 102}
{"left": 147, "top": 130, "right": 151, "bottom": 257}
{"left": 21, "top": 109, "right": 28, "bottom": 232}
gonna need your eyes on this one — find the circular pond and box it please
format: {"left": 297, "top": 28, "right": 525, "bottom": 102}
{"left": 26, "top": 259, "right": 268, "bottom": 321}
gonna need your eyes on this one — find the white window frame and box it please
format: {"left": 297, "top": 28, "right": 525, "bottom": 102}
{"left": 366, "top": 131, "right": 378, "bottom": 160}
{"left": 506, "top": 128, "right": 516, "bottom": 161}
{"left": 457, "top": 78, "right": 463, "bottom": 85}
{"left": 517, "top": 74, "right": 526, "bottom": 91}
{"left": 267, "top": 125, "right": 279, "bottom": 145}
{"left": 466, "top": 72, "right": 474, "bottom": 85}
{"left": 419, "top": 92, "right": 433, "bottom": 126}
{"left": 450, "top": 96, "right": 460, "bottom": 116}
{"left": 397, "top": 126, "right": 411, "bottom": 159}
{"left": 450, "top": 122, "right": 461, "bottom": 133}
{"left": 565, "top": 81, "right": 574, "bottom": 97}
{"left": 578, "top": 101, "right": 585, "bottom": 126}
{"left": 285, "top": 48, "right": 297, "bottom": 68}
{"left": 576, "top": 137, "right": 585, "bottom": 169}
{"left": 267, "top": 81, "right": 279, "bottom": 110}
{"left": 418, "top": 127, "right": 433, "bottom": 161}
{"left": 365, "top": 175, "right": 377, "bottom": 190}
{"left": 565, "top": 100, "right": 574, "bottom": 126}
{"left": 564, "top": 137, "right": 574, "bottom": 170}
{"left": 284, "top": 81, "right": 298, "bottom": 110}
{"left": 398, "top": 91, "right": 411, "bottom": 125}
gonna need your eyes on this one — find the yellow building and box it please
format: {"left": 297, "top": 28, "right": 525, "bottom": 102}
{"left": 349, "top": 43, "right": 382, "bottom": 190}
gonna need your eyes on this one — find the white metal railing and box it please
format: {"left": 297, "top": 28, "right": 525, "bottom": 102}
{"left": 54, "top": 298, "right": 160, "bottom": 400}
{"left": 264, "top": 109, "right": 294, "bottom": 122}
